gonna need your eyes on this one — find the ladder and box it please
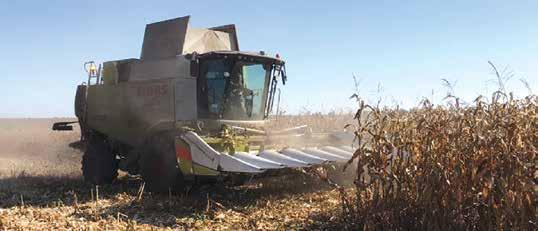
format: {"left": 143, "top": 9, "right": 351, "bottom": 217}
{"left": 84, "top": 61, "right": 101, "bottom": 85}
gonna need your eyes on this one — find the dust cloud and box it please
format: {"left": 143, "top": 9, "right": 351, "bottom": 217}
{"left": 0, "top": 118, "right": 82, "bottom": 178}
{"left": 265, "top": 114, "right": 359, "bottom": 187}
{"left": 0, "top": 116, "right": 359, "bottom": 186}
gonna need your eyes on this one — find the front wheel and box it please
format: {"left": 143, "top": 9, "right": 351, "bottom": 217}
{"left": 138, "top": 133, "right": 184, "bottom": 193}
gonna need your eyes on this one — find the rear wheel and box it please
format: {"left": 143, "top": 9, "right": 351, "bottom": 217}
{"left": 138, "top": 133, "right": 184, "bottom": 193}
{"left": 82, "top": 133, "right": 118, "bottom": 185}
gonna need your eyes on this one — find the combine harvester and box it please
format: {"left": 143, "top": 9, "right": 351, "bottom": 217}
{"left": 54, "top": 16, "right": 355, "bottom": 192}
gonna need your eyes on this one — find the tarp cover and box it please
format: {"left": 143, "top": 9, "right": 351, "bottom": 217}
{"left": 183, "top": 28, "right": 233, "bottom": 54}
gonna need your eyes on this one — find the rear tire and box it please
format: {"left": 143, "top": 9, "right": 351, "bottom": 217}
{"left": 82, "top": 133, "right": 118, "bottom": 185}
{"left": 138, "top": 133, "right": 184, "bottom": 193}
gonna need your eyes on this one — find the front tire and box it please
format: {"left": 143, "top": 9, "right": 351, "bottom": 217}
{"left": 138, "top": 133, "right": 184, "bottom": 193}
{"left": 82, "top": 133, "right": 118, "bottom": 185}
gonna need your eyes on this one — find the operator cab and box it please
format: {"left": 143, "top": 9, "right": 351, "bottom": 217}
{"left": 191, "top": 51, "right": 286, "bottom": 121}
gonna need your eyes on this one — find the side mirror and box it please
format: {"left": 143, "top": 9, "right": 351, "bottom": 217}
{"left": 187, "top": 52, "right": 199, "bottom": 77}
{"left": 190, "top": 60, "right": 199, "bottom": 77}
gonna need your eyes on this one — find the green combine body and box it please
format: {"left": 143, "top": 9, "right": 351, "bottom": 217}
{"left": 54, "top": 16, "right": 354, "bottom": 192}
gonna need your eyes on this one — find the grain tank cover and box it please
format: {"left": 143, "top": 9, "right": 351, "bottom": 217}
{"left": 140, "top": 16, "right": 239, "bottom": 60}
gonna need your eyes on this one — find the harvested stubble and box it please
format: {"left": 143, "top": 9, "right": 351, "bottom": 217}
{"left": 331, "top": 92, "right": 537, "bottom": 230}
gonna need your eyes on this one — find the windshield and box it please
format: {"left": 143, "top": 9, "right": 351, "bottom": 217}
{"left": 198, "top": 59, "right": 270, "bottom": 120}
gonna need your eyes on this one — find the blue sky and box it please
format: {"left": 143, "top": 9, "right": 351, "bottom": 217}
{"left": 0, "top": 0, "right": 536, "bottom": 117}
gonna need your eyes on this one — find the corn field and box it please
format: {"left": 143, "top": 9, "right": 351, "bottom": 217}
{"left": 339, "top": 92, "right": 537, "bottom": 230}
